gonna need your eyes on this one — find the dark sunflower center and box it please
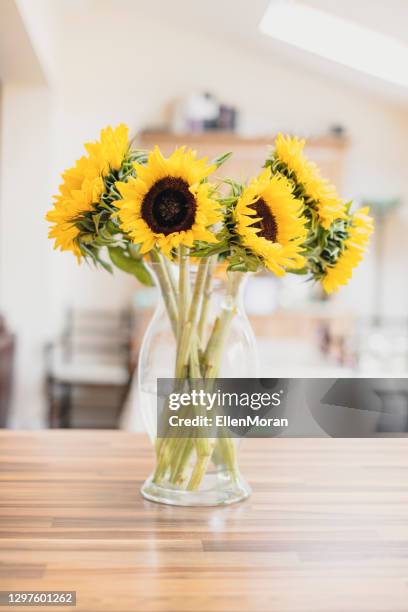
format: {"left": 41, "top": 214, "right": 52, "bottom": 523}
{"left": 141, "top": 177, "right": 196, "bottom": 235}
{"left": 250, "top": 197, "right": 278, "bottom": 242}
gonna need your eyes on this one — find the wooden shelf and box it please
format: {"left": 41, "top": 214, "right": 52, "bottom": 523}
{"left": 138, "top": 130, "right": 348, "bottom": 148}
{"left": 137, "top": 130, "right": 349, "bottom": 187}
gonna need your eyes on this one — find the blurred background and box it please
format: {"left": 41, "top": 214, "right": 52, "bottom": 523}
{"left": 0, "top": 0, "right": 407, "bottom": 430}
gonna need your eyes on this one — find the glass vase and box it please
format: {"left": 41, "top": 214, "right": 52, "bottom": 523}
{"left": 138, "top": 257, "right": 259, "bottom": 506}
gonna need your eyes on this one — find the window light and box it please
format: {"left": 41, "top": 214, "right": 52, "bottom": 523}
{"left": 259, "top": 0, "right": 408, "bottom": 88}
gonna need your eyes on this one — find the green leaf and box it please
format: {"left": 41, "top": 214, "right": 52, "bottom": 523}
{"left": 211, "top": 151, "right": 233, "bottom": 169}
{"left": 228, "top": 262, "right": 247, "bottom": 272}
{"left": 288, "top": 267, "right": 308, "bottom": 276}
{"left": 96, "top": 255, "right": 113, "bottom": 274}
{"left": 108, "top": 247, "right": 154, "bottom": 286}
{"left": 223, "top": 177, "right": 243, "bottom": 197}
{"left": 79, "top": 242, "right": 113, "bottom": 273}
{"left": 80, "top": 233, "right": 95, "bottom": 244}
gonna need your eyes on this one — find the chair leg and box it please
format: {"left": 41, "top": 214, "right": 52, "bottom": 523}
{"left": 59, "top": 383, "right": 72, "bottom": 428}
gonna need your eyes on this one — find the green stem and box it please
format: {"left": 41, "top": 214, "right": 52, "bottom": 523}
{"left": 149, "top": 250, "right": 178, "bottom": 337}
{"left": 175, "top": 257, "right": 208, "bottom": 379}
{"left": 149, "top": 250, "right": 180, "bottom": 471}
{"left": 157, "top": 260, "right": 209, "bottom": 485}
{"left": 170, "top": 438, "right": 194, "bottom": 485}
{"left": 162, "top": 260, "right": 208, "bottom": 483}
{"left": 177, "top": 246, "right": 189, "bottom": 346}
{"left": 197, "top": 255, "right": 217, "bottom": 346}
{"left": 203, "top": 271, "right": 243, "bottom": 376}
{"left": 189, "top": 337, "right": 202, "bottom": 378}
{"left": 215, "top": 437, "right": 238, "bottom": 481}
{"left": 186, "top": 272, "right": 243, "bottom": 489}
{"left": 189, "top": 258, "right": 209, "bottom": 329}
{"left": 154, "top": 256, "right": 206, "bottom": 483}
{"left": 187, "top": 444, "right": 213, "bottom": 490}
{"left": 154, "top": 270, "right": 244, "bottom": 491}
{"left": 203, "top": 305, "right": 236, "bottom": 380}
{"left": 163, "top": 256, "right": 178, "bottom": 300}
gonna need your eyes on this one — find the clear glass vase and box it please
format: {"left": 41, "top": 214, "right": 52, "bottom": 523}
{"left": 138, "top": 258, "right": 259, "bottom": 506}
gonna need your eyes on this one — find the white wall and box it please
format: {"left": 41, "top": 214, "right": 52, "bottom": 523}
{"left": 0, "top": 1, "right": 52, "bottom": 426}
{"left": 0, "top": 83, "right": 51, "bottom": 426}
{"left": 1, "top": 0, "right": 408, "bottom": 425}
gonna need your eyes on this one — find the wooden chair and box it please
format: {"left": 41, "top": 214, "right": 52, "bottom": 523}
{"left": 45, "top": 309, "right": 134, "bottom": 428}
{"left": 0, "top": 315, "right": 15, "bottom": 427}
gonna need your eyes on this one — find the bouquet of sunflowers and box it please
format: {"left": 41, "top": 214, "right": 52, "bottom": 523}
{"left": 47, "top": 124, "right": 373, "bottom": 502}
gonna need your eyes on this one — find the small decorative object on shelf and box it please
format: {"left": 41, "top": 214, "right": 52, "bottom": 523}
{"left": 171, "top": 92, "right": 237, "bottom": 134}
{"left": 46, "top": 124, "right": 374, "bottom": 506}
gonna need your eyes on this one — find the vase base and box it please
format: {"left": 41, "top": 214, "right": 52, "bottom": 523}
{"left": 141, "top": 470, "right": 251, "bottom": 507}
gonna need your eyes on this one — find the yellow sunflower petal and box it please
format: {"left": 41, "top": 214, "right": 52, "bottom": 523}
{"left": 322, "top": 208, "right": 374, "bottom": 293}
{"left": 85, "top": 123, "right": 129, "bottom": 174}
{"left": 275, "top": 133, "right": 346, "bottom": 228}
{"left": 116, "top": 146, "right": 219, "bottom": 256}
{"left": 234, "top": 172, "right": 307, "bottom": 276}
{"left": 47, "top": 124, "right": 130, "bottom": 259}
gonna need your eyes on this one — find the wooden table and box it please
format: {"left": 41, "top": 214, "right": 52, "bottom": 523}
{"left": 1, "top": 432, "right": 408, "bottom": 611}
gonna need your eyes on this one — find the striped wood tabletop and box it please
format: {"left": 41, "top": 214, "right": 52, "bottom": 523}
{"left": 1, "top": 431, "right": 408, "bottom": 611}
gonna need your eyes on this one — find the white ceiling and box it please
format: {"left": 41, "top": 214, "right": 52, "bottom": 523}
{"left": 14, "top": 0, "right": 408, "bottom": 103}
{"left": 136, "top": 0, "right": 408, "bottom": 104}
{"left": 307, "top": 0, "right": 408, "bottom": 45}
{"left": 0, "top": 0, "right": 47, "bottom": 83}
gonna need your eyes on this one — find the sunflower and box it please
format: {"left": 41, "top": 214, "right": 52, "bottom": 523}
{"left": 234, "top": 169, "right": 307, "bottom": 276}
{"left": 47, "top": 177, "right": 104, "bottom": 260}
{"left": 85, "top": 124, "right": 129, "bottom": 175}
{"left": 115, "top": 146, "right": 221, "bottom": 256}
{"left": 46, "top": 124, "right": 129, "bottom": 259}
{"left": 322, "top": 207, "right": 374, "bottom": 293}
{"left": 274, "top": 134, "right": 346, "bottom": 229}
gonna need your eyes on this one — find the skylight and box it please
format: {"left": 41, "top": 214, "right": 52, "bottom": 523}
{"left": 259, "top": 0, "right": 408, "bottom": 88}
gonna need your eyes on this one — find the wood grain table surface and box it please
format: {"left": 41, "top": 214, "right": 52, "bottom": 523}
{"left": 1, "top": 431, "right": 408, "bottom": 612}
